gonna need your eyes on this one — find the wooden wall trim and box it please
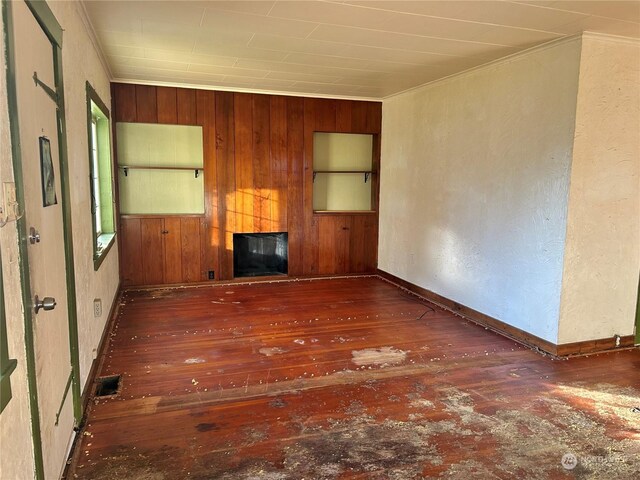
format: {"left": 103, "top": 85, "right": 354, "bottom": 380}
{"left": 376, "top": 269, "right": 636, "bottom": 357}
{"left": 555, "top": 335, "right": 635, "bottom": 356}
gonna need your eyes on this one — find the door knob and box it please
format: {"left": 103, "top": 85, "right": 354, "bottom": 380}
{"left": 34, "top": 295, "right": 56, "bottom": 314}
{"left": 29, "top": 227, "right": 41, "bottom": 244}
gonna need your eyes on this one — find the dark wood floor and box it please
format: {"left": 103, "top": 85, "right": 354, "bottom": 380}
{"left": 67, "top": 276, "right": 640, "bottom": 479}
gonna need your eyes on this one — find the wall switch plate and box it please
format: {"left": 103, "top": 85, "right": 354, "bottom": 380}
{"left": 208, "top": 270, "right": 215, "bottom": 280}
{"left": 93, "top": 298, "right": 102, "bottom": 318}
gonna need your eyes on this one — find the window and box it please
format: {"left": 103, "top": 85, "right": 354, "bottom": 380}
{"left": 1, "top": 252, "right": 18, "bottom": 414}
{"left": 86, "top": 83, "right": 115, "bottom": 270}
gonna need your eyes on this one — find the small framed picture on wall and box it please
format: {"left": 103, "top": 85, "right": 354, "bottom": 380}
{"left": 39, "top": 136, "right": 57, "bottom": 207}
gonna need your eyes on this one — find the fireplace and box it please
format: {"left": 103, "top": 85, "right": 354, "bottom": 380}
{"left": 233, "top": 232, "right": 288, "bottom": 278}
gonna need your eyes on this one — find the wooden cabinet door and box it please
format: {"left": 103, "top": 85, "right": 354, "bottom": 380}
{"left": 318, "top": 216, "right": 350, "bottom": 275}
{"left": 140, "top": 218, "right": 164, "bottom": 285}
{"left": 163, "top": 217, "right": 182, "bottom": 284}
{"left": 336, "top": 217, "right": 351, "bottom": 274}
{"left": 121, "top": 216, "right": 205, "bottom": 286}
{"left": 350, "top": 215, "right": 377, "bottom": 273}
{"left": 180, "top": 217, "right": 202, "bottom": 283}
{"left": 120, "top": 217, "right": 144, "bottom": 286}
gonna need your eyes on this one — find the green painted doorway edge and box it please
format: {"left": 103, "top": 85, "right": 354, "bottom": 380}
{"left": 3, "top": 0, "right": 82, "bottom": 478}
{"left": 636, "top": 280, "right": 640, "bottom": 345}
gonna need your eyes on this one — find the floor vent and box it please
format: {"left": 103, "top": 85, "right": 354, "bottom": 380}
{"left": 95, "top": 375, "right": 121, "bottom": 397}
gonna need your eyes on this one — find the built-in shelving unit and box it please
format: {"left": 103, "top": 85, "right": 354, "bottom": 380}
{"left": 312, "top": 170, "right": 376, "bottom": 183}
{"left": 119, "top": 165, "right": 202, "bottom": 178}
{"left": 313, "top": 132, "right": 375, "bottom": 212}
{"left": 116, "top": 122, "right": 205, "bottom": 214}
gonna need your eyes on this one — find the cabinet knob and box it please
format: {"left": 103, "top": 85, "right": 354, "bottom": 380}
{"left": 161, "top": 230, "right": 169, "bottom": 234}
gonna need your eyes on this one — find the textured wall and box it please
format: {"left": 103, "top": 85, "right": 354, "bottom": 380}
{"left": 0, "top": 2, "right": 119, "bottom": 478}
{"left": 379, "top": 38, "right": 582, "bottom": 343}
{"left": 48, "top": 0, "right": 119, "bottom": 389}
{"left": 558, "top": 36, "right": 640, "bottom": 344}
{"left": 0, "top": 12, "right": 37, "bottom": 480}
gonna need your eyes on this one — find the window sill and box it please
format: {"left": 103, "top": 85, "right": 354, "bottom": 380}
{"left": 94, "top": 232, "right": 116, "bottom": 271}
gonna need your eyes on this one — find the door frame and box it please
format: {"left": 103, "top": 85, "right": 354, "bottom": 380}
{"left": 3, "top": 0, "right": 82, "bottom": 477}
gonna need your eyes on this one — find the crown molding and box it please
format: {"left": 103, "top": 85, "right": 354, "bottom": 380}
{"left": 111, "top": 78, "right": 381, "bottom": 102}
{"left": 76, "top": 1, "right": 112, "bottom": 80}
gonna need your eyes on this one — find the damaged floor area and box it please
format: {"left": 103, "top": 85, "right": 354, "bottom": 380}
{"left": 65, "top": 276, "right": 640, "bottom": 479}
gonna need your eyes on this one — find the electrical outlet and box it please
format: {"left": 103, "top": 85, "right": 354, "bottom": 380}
{"left": 208, "top": 270, "right": 215, "bottom": 280}
{"left": 93, "top": 298, "right": 102, "bottom": 318}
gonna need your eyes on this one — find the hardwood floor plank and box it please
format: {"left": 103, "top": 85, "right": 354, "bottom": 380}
{"left": 66, "top": 277, "right": 640, "bottom": 480}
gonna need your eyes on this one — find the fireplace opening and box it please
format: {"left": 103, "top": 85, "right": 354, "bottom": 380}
{"left": 233, "top": 232, "right": 288, "bottom": 278}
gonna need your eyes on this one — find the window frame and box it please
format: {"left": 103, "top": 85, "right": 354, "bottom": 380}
{"left": 86, "top": 82, "right": 116, "bottom": 270}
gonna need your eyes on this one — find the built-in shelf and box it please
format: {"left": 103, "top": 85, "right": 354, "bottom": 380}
{"left": 119, "top": 165, "right": 203, "bottom": 178}
{"left": 313, "top": 210, "right": 376, "bottom": 215}
{"left": 313, "top": 170, "right": 376, "bottom": 183}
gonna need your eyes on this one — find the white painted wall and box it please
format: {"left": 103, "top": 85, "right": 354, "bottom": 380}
{"left": 379, "top": 38, "right": 582, "bottom": 344}
{"left": 1, "top": 1, "right": 118, "bottom": 478}
{"left": 48, "top": 0, "right": 120, "bottom": 388}
{"left": 558, "top": 36, "right": 640, "bottom": 344}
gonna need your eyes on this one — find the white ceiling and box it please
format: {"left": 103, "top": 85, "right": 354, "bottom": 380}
{"left": 84, "top": 0, "right": 640, "bottom": 99}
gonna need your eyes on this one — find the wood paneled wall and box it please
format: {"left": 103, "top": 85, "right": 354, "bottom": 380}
{"left": 112, "top": 83, "right": 381, "bottom": 284}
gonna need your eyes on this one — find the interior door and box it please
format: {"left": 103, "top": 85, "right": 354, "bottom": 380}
{"left": 12, "top": 1, "right": 74, "bottom": 476}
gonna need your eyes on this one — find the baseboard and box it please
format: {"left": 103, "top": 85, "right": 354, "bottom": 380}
{"left": 377, "top": 269, "right": 636, "bottom": 357}
{"left": 555, "top": 335, "right": 635, "bottom": 356}
{"left": 80, "top": 282, "right": 122, "bottom": 414}
{"left": 122, "top": 273, "right": 379, "bottom": 291}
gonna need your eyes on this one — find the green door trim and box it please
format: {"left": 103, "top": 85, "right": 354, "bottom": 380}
{"left": 3, "top": 0, "right": 82, "bottom": 477}
{"left": 24, "top": 0, "right": 83, "bottom": 424}
{"left": 47, "top": 6, "right": 83, "bottom": 427}
{"left": 635, "top": 276, "right": 639, "bottom": 345}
